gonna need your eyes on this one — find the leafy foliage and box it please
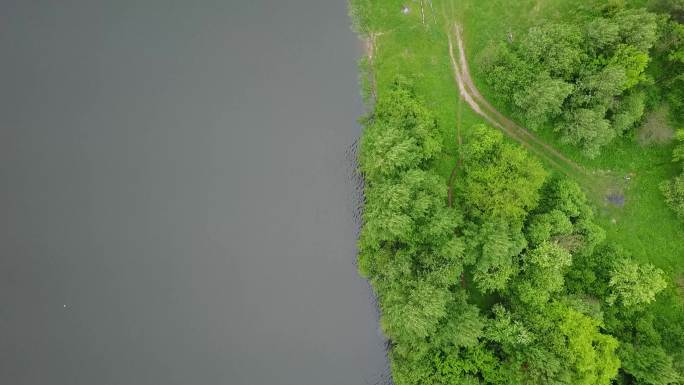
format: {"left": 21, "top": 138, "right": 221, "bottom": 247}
{"left": 478, "top": 8, "right": 659, "bottom": 157}
{"left": 514, "top": 242, "right": 572, "bottom": 307}
{"left": 661, "top": 130, "right": 684, "bottom": 218}
{"left": 512, "top": 74, "right": 574, "bottom": 129}
{"left": 459, "top": 124, "right": 547, "bottom": 223}
{"left": 360, "top": 78, "right": 442, "bottom": 181}
{"left": 607, "top": 259, "right": 668, "bottom": 308}
{"left": 358, "top": 79, "right": 467, "bottom": 365}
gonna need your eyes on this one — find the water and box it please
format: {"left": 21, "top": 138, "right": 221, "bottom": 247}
{"left": 0, "top": 1, "right": 388, "bottom": 384}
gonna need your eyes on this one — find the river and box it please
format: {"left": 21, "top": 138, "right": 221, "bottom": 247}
{"left": 0, "top": 1, "right": 389, "bottom": 384}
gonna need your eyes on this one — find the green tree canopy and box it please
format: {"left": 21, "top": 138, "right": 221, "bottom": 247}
{"left": 513, "top": 73, "right": 574, "bottom": 129}
{"left": 478, "top": 8, "right": 658, "bottom": 156}
{"left": 514, "top": 242, "right": 573, "bottom": 307}
{"left": 558, "top": 108, "right": 614, "bottom": 158}
{"left": 519, "top": 23, "right": 584, "bottom": 80}
{"left": 460, "top": 124, "right": 547, "bottom": 223}
{"left": 360, "top": 78, "right": 442, "bottom": 181}
{"left": 607, "top": 259, "right": 667, "bottom": 308}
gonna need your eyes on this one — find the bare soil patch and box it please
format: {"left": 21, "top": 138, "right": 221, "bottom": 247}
{"left": 606, "top": 192, "right": 626, "bottom": 207}
{"left": 637, "top": 107, "right": 674, "bottom": 146}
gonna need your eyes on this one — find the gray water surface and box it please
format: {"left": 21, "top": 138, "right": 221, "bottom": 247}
{"left": 0, "top": 1, "right": 388, "bottom": 384}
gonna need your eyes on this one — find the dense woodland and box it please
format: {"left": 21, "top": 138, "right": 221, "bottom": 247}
{"left": 479, "top": 6, "right": 656, "bottom": 157}
{"left": 479, "top": 0, "right": 684, "bottom": 216}
{"left": 353, "top": 1, "right": 684, "bottom": 385}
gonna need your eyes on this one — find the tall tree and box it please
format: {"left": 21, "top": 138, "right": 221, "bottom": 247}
{"left": 607, "top": 259, "right": 667, "bottom": 308}
{"left": 558, "top": 108, "right": 614, "bottom": 158}
{"left": 459, "top": 124, "right": 547, "bottom": 223}
{"left": 519, "top": 23, "right": 584, "bottom": 80}
{"left": 513, "top": 73, "right": 574, "bottom": 129}
{"left": 359, "top": 78, "right": 441, "bottom": 181}
{"left": 514, "top": 242, "right": 573, "bottom": 307}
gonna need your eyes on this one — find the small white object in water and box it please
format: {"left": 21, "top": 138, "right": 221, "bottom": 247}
{"left": 63, "top": 304, "right": 67, "bottom": 308}
{"left": 402, "top": 6, "right": 410, "bottom": 14}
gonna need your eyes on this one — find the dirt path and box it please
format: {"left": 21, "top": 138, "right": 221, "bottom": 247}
{"left": 447, "top": 23, "right": 589, "bottom": 181}
{"left": 361, "top": 22, "right": 620, "bottom": 205}
{"left": 364, "top": 33, "right": 379, "bottom": 101}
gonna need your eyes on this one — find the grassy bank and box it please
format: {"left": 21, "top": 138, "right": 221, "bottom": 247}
{"left": 452, "top": 0, "right": 683, "bottom": 283}
{"left": 352, "top": 0, "right": 684, "bottom": 384}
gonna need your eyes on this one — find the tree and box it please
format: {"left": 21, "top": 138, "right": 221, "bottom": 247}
{"left": 478, "top": 41, "right": 536, "bottom": 104}
{"left": 359, "top": 78, "right": 441, "bottom": 181}
{"left": 519, "top": 23, "right": 584, "bottom": 80}
{"left": 356, "top": 78, "right": 475, "bottom": 384}
{"left": 557, "top": 308, "right": 621, "bottom": 385}
{"left": 361, "top": 169, "right": 460, "bottom": 247}
{"left": 353, "top": 2, "right": 683, "bottom": 382}
{"left": 514, "top": 242, "right": 572, "bottom": 307}
{"left": 380, "top": 278, "right": 450, "bottom": 346}
{"left": 655, "top": 0, "right": 684, "bottom": 22}
{"left": 513, "top": 73, "right": 574, "bottom": 129}
{"left": 359, "top": 169, "right": 465, "bottom": 351}
{"left": 526, "top": 209, "right": 574, "bottom": 247}
{"left": 433, "top": 293, "right": 485, "bottom": 351}
{"left": 391, "top": 350, "right": 436, "bottom": 385}
{"left": 533, "top": 178, "right": 606, "bottom": 255}
{"left": 460, "top": 124, "right": 547, "bottom": 223}
{"left": 557, "top": 108, "right": 614, "bottom": 158}
{"left": 539, "top": 177, "right": 591, "bottom": 218}
{"left": 477, "top": 9, "right": 659, "bottom": 157}
{"left": 613, "top": 9, "right": 660, "bottom": 52}
{"left": 509, "top": 304, "right": 620, "bottom": 385}
{"left": 571, "top": 65, "right": 627, "bottom": 109}
{"left": 660, "top": 174, "right": 684, "bottom": 218}
{"left": 469, "top": 219, "right": 526, "bottom": 293}
{"left": 610, "top": 91, "right": 646, "bottom": 134}
{"left": 609, "top": 44, "right": 650, "bottom": 89}
{"left": 660, "top": 22, "right": 684, "bottom": 119}
{"left": 565, "top": 245, "right": 618, "bottom": 298}
{"left": 619, "top": 344, "right": 681, "bottom": 385}
{"left": 431, "top": 343, "right": 513, "bottom": 385}
{"left": 485, "top": 304, "right": 534, "bottom": 348}
{"left": 674, "top": 130, "right": 684, "bottom": 162}
{"left": 607, "top": 259, "right": 667, "bottom": 308}
{"left": 584, "top": 17, "right": 620, "bottom": 54}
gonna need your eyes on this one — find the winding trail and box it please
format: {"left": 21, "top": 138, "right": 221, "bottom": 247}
{"left": 364, "top": 33, "right": 379, "bottom": 102}
{"left": 447, "top": 23, "right": 590, "bottom": 181}
{"left": 361, "top": 22, "right": 619, "bottom": 203}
